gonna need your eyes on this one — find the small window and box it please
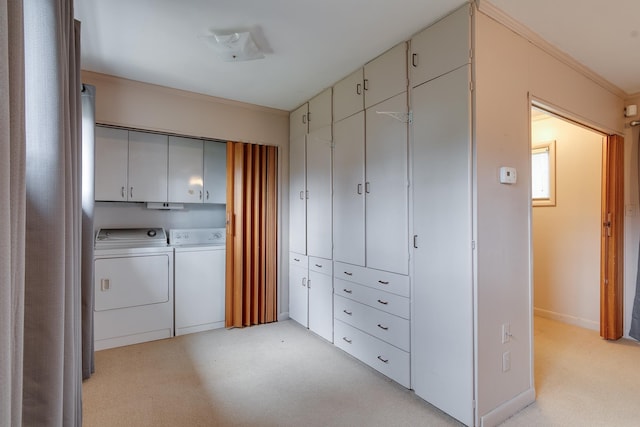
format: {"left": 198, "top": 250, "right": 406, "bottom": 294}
{"left": 532, "top": 140, "right": 556, "bottom": 206}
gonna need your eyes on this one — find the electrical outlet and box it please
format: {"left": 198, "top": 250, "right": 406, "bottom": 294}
{"left": 502, "top": 351, "right": 511, "bottom": 372}
{"left": 502, "top": 322, "right": 511, "bottom": 344}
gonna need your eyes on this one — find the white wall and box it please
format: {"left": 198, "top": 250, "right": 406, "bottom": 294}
{"left": 474, "top": 7, "right": 624, "bottom": 425}
{"left": 531, "top": 114, "right": 603, "bottom": 330}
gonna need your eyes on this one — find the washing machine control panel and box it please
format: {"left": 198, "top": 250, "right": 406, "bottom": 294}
{"left": 169, "top": 228, "right": 226, "bottom": 246}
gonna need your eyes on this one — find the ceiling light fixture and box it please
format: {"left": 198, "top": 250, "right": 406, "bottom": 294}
{"left": 203, "top": 31, "right": 265, "bottom": 62}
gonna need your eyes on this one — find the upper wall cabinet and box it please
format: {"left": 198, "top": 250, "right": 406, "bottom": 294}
{"left": 308, "top": 88, "right": 332, "bottom": 132}
{"left": 290, "top": 103, "right": 309, "bottom": 139}
{"left": 333, "top": 43, "right": 407, "bottom": 123}
{"left": 333, "top": 69, "right": 364, "bottom": 123}
{"left": 364, "top": 42, "right": 407, "bottom": 109}
{"left": 168, "top": 136, "right": 203, "bottom": 203}
{"left": 203, "top": 141, "right": 227, "bottom": 204}
{"left": 410, "top": 4, "right": 471, "bottom": 88}
{"left": 95, "top": 126, "right": 129, "bottom": 201}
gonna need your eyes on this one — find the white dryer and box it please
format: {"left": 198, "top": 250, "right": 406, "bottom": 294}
{"left": 94, "top": 228, "right": 174, "bottom": 350}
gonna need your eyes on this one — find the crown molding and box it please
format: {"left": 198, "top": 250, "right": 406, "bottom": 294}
{"left": 475, "top": 0, "right": 627, "bottom": 99}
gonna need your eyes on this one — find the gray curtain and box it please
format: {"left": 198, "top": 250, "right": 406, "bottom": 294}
{"left": 0, "top": 1, "right": 27, "bottom": 426}
{"left": 630, "top": 130, "right": 640, "bottom": 340}
{"left": 1, "top": 0, "right": 84, "bottom": 424}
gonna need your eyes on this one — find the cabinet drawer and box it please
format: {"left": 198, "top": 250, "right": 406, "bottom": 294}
{"left": 334, "top": 262, "right": 409, "bottom": 297}
{"left": 334, "top": 319, "right": 410, "bottom": 388}
{"left": 335, "top": 278, "right": 409, "bottom": 319}
{"left": 334, "top": 295, "right": 409, "bottom": 351}
{"left": 309, "top": 256, "right": 332, "bottom": 275}
{"left": 289, "top": 252, "right": 308, "bottom": 267}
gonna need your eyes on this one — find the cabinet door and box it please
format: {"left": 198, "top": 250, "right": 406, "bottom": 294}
{"left": 308, "top": 88, "right": 332, "bottom": 132}
{"left": 289, "top": 262, "right": 308, "bottom": 327}
{"left": 203, "top": 141, "right": 227, "bottom": 204}
{"left": 333, "top": 111, "right": 365, "bottom": 267}
{"left": 306, "top": 126, "right": 332, "bottom": 259}
{"left": 290, "top": 103, "right": 309, "bottom": 139}
{"left": 365, "top": 93, "right": 409, "bottom": 275}
{"left": 364, "top": 42, "right": 407, "bottom": 109}
{"left": 308, "top": 270, "right": 333, "bottom": 342}
{"left": 410, "top": 4, "right": 470, "bottom": 88}
{"left": 95, "top": 126, "right": 128, "bottom": 201}
{"left": 411, "top": 65, "right": 473, "bottom": 426}
{"left": 168, "top": 136, "right": 203, "bottom": 203}
{"left": 128, "top": 131, "right": 168, "bottom": 202}
{"left": 333, "top": 68, "right": 364, "bottom": 123}
{"left": 289, "top": 134, "right": 307, "bottom": 254}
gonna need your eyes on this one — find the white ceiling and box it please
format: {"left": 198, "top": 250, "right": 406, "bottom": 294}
{"left": 74, "top": 0, "right": 640, "bottom": 112}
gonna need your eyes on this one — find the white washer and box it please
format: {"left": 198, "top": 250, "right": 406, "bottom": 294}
{"left": 171, "top": 228, "right": 226, "bottom": 336}
{"left": 94, "top": 228, "right": 174, "bottom": 350}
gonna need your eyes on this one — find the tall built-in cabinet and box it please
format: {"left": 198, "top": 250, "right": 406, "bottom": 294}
{"left": 288, "top": 88, "right": 333, "bottom": 342}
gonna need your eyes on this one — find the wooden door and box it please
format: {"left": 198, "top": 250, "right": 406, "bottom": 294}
{"left": 94, "top": 126, "right": 128, "bottom": 201}
{"left": 600, "top": 134, "right": 624, "bottom": 340}
{"left": 289, "top": 134, "right": 307, "bottom": 255}
{"left": 289, "top": 260, "right": 308, "bottom": 327}
{"left": 333, "top": 69, "right": 364, "bottom": 123}
{"left": 168, "top": 136, "right": 203, "bottom": 204}
{"left": 308, "top": 88, "right": 332, "bottom": 132}
{"left": 306, "top": 126, "right": 333, "bottom": 259}
{"left": 363, "top": 42, "right": 407, "bottom": 109}
{"left": 203, "top": 140, "right": 227, "bottom": 204}
{"left": 128, "top": 131, "right": 168, "bottom": 202}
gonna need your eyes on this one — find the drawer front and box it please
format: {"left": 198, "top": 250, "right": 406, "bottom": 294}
{"left": 309, "top": 256, "right": 333, "bottom": 275}
{"left": 335, "top": 278, "right": 409, "bottom": 319}
{"left": 334, "top": 295, "right": 409, "bottom": 351}
{"left": 289, "top": 252, "right": 308, "bottom": 267}
{"left": 334, "top": 319, "right": 410, "bottom": 388}
{"left": 334, "top": 261, "right": 409, "bottom": 297}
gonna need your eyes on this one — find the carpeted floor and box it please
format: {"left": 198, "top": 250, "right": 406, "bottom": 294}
{"left": 82, "top": 317, "right": 640, "bottom": 426}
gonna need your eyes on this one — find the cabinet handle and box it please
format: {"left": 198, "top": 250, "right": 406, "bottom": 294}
{"left": 314, "top": 263, "right": 322, "bottom": 268}
{"left": 378, "top": 280, "right": 389, "bottom": 285}
{"left": 121, "top": 186, "right": 125, "bottom": 199}
{"left": 377, "top": 299, "right": 388, "bottom": 305}
{"left": 199, "top": 190, "right": 203, "bottom": 200}
{"left": 363, "top": 79, "right": 369, "bottom": 91}
{"left": 377, "top": 324, "right": 389, "bottom": 331}
{"left": 365, "top": 182, "right": 370, "bottom": 194}
{"left": 342, "top": 337, "right": 352, "bottom": 344}
{"left": 356, "top": 83, "right": 362, "bottom": 95}
{"left": 206, "top": 190, "right": 210, "bottom": 200}
{"left": 294, "top": 258, "right": 300, "bottom": 262}
{"left": 306, "top": 190, "right": 309, "bottom": 199}
{"left": 302, "top": 277, "right": 307, "bottom": 287}
{"left": 343, "top": 288, "right": 353, "bottom": 294}
{"left": 344, "top": 271, "right": 353, "bottom": 276}
{"left": 413, "top": 235, "right": 418, "bottom": 249}
{"left": 299, "top": 191, "right": 304, "bottom": 200}
{"left": 357, "top": 183, "right": 363, "bottom": 195}
{"left": 343, "top": 309, "right": 352, "bottom": 316}
{"left": 100, "top": 279, "right": 110, "bottom": 291}
{"left": 302, "top": 114, "right": 307, "bottom": 124}
{"left": 377, "top": 355, "right": 389, "bottom": 364}
{"left": 412, "top": 53, "right": 418, "bottom": 67}
{"left": 130, "top": 187, "right": 133, "bottom": 199}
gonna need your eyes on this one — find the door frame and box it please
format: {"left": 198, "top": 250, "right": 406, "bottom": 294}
{"left": 530, "top": 100, "right": 624, "bottom": 340}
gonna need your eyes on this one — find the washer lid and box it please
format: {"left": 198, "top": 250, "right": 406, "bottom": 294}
{"left": 95, "top": 227, "right": 167, "bottom": 248}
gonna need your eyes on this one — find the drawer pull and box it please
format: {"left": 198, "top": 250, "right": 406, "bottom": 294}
{"left": 377, "top": 356, "right": 389, "bottom": 364}
{"left": 343, "top": 288, "right": 353, "bottom": 294}
{"left": 377, "top": 324, "right": 389, "bottom": 331}
{"left": 315, "top": 263, "right": 323, "bottom": 268}
{"left": 378, "top": 280, "right": 389, "bottom": 285}
{"left": 377, "top": 299, "right": 388, "bottom": 305}
{"left": 342, "top": 337, "right": 352, "bottom": 344}
{"left": 294, "top": 258, "right": 300, "bottom": 262}
{"left": 343, "top": 309, "right": 353, "bottom": 316}
{"left": 344, "top": 271, "right": 353, "bottom": 276}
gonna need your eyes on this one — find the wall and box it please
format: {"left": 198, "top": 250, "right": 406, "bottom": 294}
{"left": 531, "top": 114, "right": 603, "bottom": 330}
{"left": 623, "top": 94, "right": 640, "bottom": 339}
{"left": 474, "top": 6, "right": 624, "bottom": 426}
{"left": 82, "top": 71, "right": 291, "bottom": 319}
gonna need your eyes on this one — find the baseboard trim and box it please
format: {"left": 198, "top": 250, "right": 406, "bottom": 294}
{"left": 480, "top": 388, "right": 536, "bottom": 427}
{"left": 534, "top": 307, "right": 599, "bottom": 331}
{"left": 278, "top": 312, "right": 290, "bottom": 322}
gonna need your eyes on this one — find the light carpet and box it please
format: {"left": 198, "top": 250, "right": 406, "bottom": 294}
{"left": 83, "top": 317, "right": 640, "bottom": 426}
